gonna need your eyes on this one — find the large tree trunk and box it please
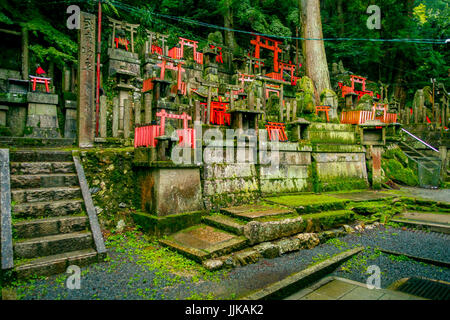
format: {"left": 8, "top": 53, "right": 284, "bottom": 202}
{"left": 337, "top": 0, "right": 345, "bottom": 36}
{"left": 300, "top": 0, "right": 331, "bottom": 100}
{"left": 223, "top": 0, "right": 235, "bottom": 50}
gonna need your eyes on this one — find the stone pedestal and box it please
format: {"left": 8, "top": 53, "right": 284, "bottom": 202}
{"left": 25, "top": 92, "right": 60, "bottom": 138}
{"left": 64, "top": 99, "right": 77, "bottom": 139}
{"left": 229, "top": 109, "right": 263, "bottom": 131}
{"left": 136, "top": 165, "right": 204, "bottom": 217}
{"left": 288, "top": 118, "right": 310, "bottom": 141}
{"left": 359, "top": 121, "right": 386, "bottom": 146}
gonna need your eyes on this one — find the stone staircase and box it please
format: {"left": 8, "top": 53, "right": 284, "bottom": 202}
{"left": 8, "top": 150, "right": 105, "bottom": 279}
{"left": 159, "top": 200, "right": 358, "bottom": 270}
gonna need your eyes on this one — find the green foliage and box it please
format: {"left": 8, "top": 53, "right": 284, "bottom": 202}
{"left": 382, "top": 148, "right": 419, "bottom": 186}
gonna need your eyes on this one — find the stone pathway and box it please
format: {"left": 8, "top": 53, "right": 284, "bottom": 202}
{"left": 398, "top": 212, "right": 450, "bottom": 225}
{"left": 393, "top": 187, "right": 450, "bottom": 204}
{"left": 285, "top": 277, "right": 424, "bottom": 300}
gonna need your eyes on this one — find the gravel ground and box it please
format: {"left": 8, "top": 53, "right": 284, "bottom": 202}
{"left": 11, "top": 224, "right": 450, "bottom": 300}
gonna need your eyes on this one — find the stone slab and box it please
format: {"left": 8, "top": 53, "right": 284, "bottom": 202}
{"left": 160, "top": 224, "right": 248, "bottom": 261}
{"left": 397, "top": 212, "right": 450, "bottom": 225}
{"left": 221, "top": 204, "right": 294, "bottom": 220}
{"left": 328, "top": 191, "right": 394, "bottom": 202}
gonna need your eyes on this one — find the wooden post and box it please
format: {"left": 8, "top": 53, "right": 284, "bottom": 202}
{"left": 21, "top": 27, "right": 29, "bottom": 80}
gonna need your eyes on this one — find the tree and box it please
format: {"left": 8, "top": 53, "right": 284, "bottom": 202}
{"left": 299, "top": 0, "right": 331, "bottom": 100}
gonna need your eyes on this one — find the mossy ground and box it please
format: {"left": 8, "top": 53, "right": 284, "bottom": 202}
{"left": 265, "top": 194, "right": 347, "bottom": 207}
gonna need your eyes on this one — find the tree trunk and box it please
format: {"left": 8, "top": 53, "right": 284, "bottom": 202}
{"left": 337, "top": 0, "right": 345, "bottom": 36}
{"left": 300, "top": 0, "right": 331, "bottom": 100}
{"left": 223, "top": 0, "right": 235, "bottom": 50}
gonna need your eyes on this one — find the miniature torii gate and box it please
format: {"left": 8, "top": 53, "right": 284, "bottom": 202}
{"left": 169, "top": 37, "right": 203, "bottom": 64}
{"left": 157, "top": 58, "right": 186, "bottom": 95}
{"left": 145, "top": 30, "right": 168, "bottom": 56}
{"left": 250, "top": 35, "right": 283, "bottom": 73}
{"left": 107, "top": 17, "right": 139, "bottom": 53}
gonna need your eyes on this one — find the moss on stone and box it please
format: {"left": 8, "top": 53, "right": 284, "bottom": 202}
{"left": 132, "top": 211, "right": 204, "bottom": 236}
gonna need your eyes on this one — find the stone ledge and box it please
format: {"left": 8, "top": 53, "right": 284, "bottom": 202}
{"left": 241, "top": 246, "right": 364, "bottom": 300}
{"left": 132, "top": 210, "right": 204, "bottom": 237}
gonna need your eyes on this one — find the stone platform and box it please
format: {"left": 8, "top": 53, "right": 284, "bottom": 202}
{"left": 159, "top": 225, "right": 248, "bottom": 262}
{"left": 285, "top": 277, "right": 424, "bottom": 300}
{"left": 220, "top": 204, "right": 293, "bottom": 221}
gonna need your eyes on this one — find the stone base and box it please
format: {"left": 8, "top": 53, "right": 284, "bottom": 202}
{"left": 136, "top": 166, "right": 204, "bottom": 216}
{"left": 25, "top": 93, "right": 61, "bottom": 138}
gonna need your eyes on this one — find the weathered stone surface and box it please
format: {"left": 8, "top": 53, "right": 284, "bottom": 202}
{"left": 0, "top": 148, "right": 14, "bottom": 270}
{"left": 138, "top": 167, "right": 203, "bottom": 216}
{"left": 294, "top": 233, "right": 320, "bottom": 249}
{"left": 13, "top": 231, "right": 93, "bottom": 259}
{"left": 77, "top": 11, "right": 96, "bottom": 148}
{"left": 243, "top": 217, "right": 305, "bottom": 245}
{"left": 27, "top": 92, "right": 58, "bottom": 105}
{"left": 253, "top": 242, "right": 281, "bottom": 259}
{"left": 11, "top": 186, "right": 81, "bottom": 204}
{"left": 273, "top": 237, "right": 301, "bottom": 254}
{"left": 232, "top": 248, "right": 261, "bottom": 266}
{"left": 11, "top": 173, "right": 79, "bottom": 189}
{"left": 14, "top": 216, "right": 88, "bottom": 238}
{"left": 202, "top": 259, "right": 224, "bottom": 271}
{"left": 343, "top": 224, "right": 355, "bottom": 233}
{"left": 12, "top": 199, "right": 83, "bottom": 218}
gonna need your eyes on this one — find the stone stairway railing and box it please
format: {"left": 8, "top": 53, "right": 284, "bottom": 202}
{"left": 0, "top": 149, "right": 14, "bottom": 271}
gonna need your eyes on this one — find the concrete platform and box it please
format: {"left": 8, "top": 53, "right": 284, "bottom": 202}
{"left": 159, "top": 224, "right": 248, "bottom": 262}
{"left": 221, "top": 204, "right": 293, "bottom": 221}
{"left": 285, "top": 277, "right": 424, "bottom": 300}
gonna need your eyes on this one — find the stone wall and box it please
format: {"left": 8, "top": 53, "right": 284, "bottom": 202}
{"left": 79, "top": 147, "right": 138, "bottom": 229}
{"left": 259, "top": 143, "right": 313, "bottom": 194}
{"left": 202, "top": 160, "right": 260, "bottom": 210}
{"left": 312, "top": 144, "right": 368, "bottom": 191}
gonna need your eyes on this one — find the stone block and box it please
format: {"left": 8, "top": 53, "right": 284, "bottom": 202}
{"left": 27, "top": 92, "right": 58, "bottom": 105}
{"left": 138, "top": 167, "right": 204, "bottom": 217}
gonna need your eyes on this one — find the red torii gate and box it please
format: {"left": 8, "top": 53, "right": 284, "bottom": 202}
{"left": 142, "top": 58, "right": 186, "bottom": 95}
{"left": 168, "top": 37, "right": 203, "bottom": 64}
{"left": 250, "top": 35, "right": 283, "bottom": 72}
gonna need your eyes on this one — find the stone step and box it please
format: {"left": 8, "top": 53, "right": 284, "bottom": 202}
{"left": 14, "top": 231, "right": 94, "bottom": 260}
{"left": 12, "top": 199, "right": 84, "bottom": 219}
{"left": 220, "top": 204, "right": 294, "bottom": 221}
{"left": 202, "top": 214, "right": 246, "bottom": 235}
{"left": 10, "top": 150, "right": 73, "bottom": 162}
{"left": 10, "top": 161, "right": 75, "bottom": 175}
{"left": 14, "top": 249, "right": 99, "bottom": 279}
{"left": 12, "top": 186, "right": 82, "bottom": 204}
{"left": 13, "top": 216, "right": 89, "bottom": 239}
{"left": 159, "top": 224, "right": 248, "bottom": 262}
{"left": 11, "top": 173, "right": 79, "bottom": 189}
